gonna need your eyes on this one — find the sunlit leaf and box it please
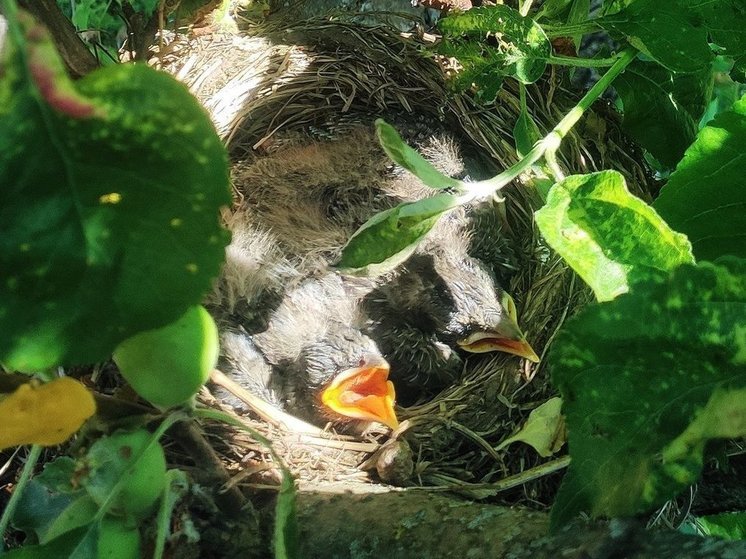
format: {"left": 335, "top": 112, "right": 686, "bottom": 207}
{"left": 696, "top": 512, "right": 746, "bottom": 541}
{"left": 337, "top": 194, "right": 460, "bottom": 275}
{"left": 535, "top": 170, "right": 694, "bottom": 301}
{"left": 0, "top": 378, "right": 96, "bottom": 450}
{"left": 438, "top": 5, "right": 551, "bottom": 97}
{"left": 549, "top": 259, "right": 746, "bottom": 530}
{"left": 654, "top": 95, "right": 746, "bottom": 261}
{"left": 0, "top": 11, "right": 231, "bottom": 371}
{"left": 82, "top": 429, "right": 167, "bottom": 522}
{"left": 494, "top": 397, "right": 566, "bottom": 457}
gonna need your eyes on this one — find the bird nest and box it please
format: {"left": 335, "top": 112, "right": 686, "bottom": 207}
{"left": 158, "top": 9, "right": 651, "bottom": 504}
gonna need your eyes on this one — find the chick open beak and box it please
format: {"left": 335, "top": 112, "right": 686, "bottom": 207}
{"left": 457, "top": 292, "right": 541, "bottom": 363}
{"left": 457, "top": 332, "right": 541, "bottom": 363}
{"left": 321, "top": 359, "right": 399, "bottom": 430}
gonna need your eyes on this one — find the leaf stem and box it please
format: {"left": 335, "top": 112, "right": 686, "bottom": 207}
{"left": 541, "top": 21, "right": 601, "bottom": 38}
{"left": 0, "top": 445, "right": 43, "bottom": 550}
{"left": 463, "top": 47, "right": 636, "bottom": 201}
{"left": 548, "top": 54, "right": 622, "bottom": 68}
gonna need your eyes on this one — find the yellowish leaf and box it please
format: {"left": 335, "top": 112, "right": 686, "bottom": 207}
{"left": 495, "top": 397, "right": 566, "bottom": 457}
{"left": 0, "top": 377, "right": 96, "bottom": 449}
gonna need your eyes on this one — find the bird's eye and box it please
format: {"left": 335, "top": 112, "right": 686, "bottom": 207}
{"left": 358, "top": 357, "right": 366, "bottom": 368}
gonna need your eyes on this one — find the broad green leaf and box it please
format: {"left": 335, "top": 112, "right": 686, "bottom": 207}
{"left": 438, "top": 40, "right": 506, "bottom": 103}
{"left": 82, "top": 429, "right": 167, "bottom": 522}
{"left": 697, "top": 512, "right": 746, "bottom": 541}
{"left": 597, "top": 0, "right": 713, "bottom": 73}
{"left": 535, "top": 171, "right": 694, "bottom": 302}
{"left": 615, "top": 61, "right": 712, "bottom": 168}
{"left": 4, "top": 519, "right": 139, "bottom": 559}
{"left": 653, "top": 95, "right": 746, "bottom": 261}
{"left": 0, "top": 378, "right": 96, "bottom": 450}
{"left": 337, "top": 194, "right": 460, "bottom": 275}
{"left": 695, "top": 0, "right": 746, "bottom": 81}
{"left": 494, "top": 397, "right": 566, "bottom": 457}
{"left": 549, "top": 259, "right": 746, "bottom": 530}
{"left": 11, "top": 457, "right": 82, "bottom": 540}
{"left": 0, "top": 12, "right": 231, "bottom": 371}
{"left": 438, "top": 5, "right": 551, "bottom": 90}
{"left": 375, "top": 120, "right": 460, "bottom": 190}
{"left": 40, "top": 495, "right": 98, "bottom": 544}
{"left": 3, "top": 527, "right": 93, "bottom": 559}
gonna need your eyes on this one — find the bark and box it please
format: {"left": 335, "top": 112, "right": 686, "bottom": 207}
{"left": 289, "top": 489, "right": 746, "bottom": 559}
{"left": 17, "top": 0, "right": 98, "bottom": 78}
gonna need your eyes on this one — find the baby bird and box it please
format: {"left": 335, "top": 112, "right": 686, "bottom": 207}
{"left": 230, "top": 123, "right": 538, "bottom": 402}
{"left": 364, "top": 210, "right": 539, "bottom": 403}
{"left": 208, "top": 212, "right": 398, "bottom": 431}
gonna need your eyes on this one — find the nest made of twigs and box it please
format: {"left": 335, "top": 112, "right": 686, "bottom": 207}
{"left": 158, "top": 6, "right": 652, "bottom": 504}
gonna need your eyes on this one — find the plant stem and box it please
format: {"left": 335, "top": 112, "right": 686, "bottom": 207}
{"left": 463, "top": 47, "right": 636, "bottom": 201}
{"left": 548, "top": 54, "right": 622, "bottom": 68}
{"left": 519, "top": 0, "right": 535, "bottom": 17}
{"left": 541, "top": 21, "right": 601, "bottom": 38}
{"left": 0, "top": 445, "right": 43, "bottom": 550}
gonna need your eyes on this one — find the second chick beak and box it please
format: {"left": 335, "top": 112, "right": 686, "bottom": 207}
{"left": 457, "top": 331, "right": 540, "bottom": 363}
{"left": 321, "top": 357, "right": 399, "bottom": 430}
{"left": 457, "top": 292, "right": 540, "bottom": 363}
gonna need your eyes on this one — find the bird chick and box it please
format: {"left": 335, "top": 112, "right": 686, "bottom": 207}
{"left": 252, "top": 272, "right": 397, "bottom": 431}
{"left": 231, "top": 124, "right": 538, "bottom": 403}
{"left": 364, "top": 211, "right": 539, "bottom": 403}
{"left": 209, "top": 215, "right": 398, "bottom": 431}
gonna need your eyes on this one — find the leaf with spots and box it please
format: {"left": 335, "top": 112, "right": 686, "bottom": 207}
{"left": 438, "top": 5, "right": 551, "bottom": 100}
{"left": 534, "top": 170, "right": 694, "bottom": 302}
{"left": 596, "top": 0, "right": 713, "bottom": 73}
{"left": 0, "top": 10, "right": 231, "bottom": 371}
{"left": 653, "top": 94, "right": 746, "bottom": 262}
{"left": 549, "top": 259, "right": 746, "bottom": 530}
{"left": 336, "top": 194, "right": 460, "bottom": 276}
{"left": 614, "top": 60, "right": 712, "bottom": 168}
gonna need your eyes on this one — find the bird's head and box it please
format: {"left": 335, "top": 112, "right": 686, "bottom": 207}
{"left": 299, "top": 329, "right": 398, "bottom": 430}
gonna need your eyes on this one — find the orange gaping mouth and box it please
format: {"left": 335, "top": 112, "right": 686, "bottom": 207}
{"left": 321, "top": 362, "right": 398, "bottom": 429}
{"left": 458, "top": 332, "right": 540, "bottom": 363}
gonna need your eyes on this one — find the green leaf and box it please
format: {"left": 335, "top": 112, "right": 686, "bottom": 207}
{"left": 513, "top": 103, "right": 542, "bottom": 158}
{"left": 2, "top": 527, "right": 93, "bottom": 559}
{"left": 494, "top": 397, "right": 566, "bottom": 457}
{"left": 11, "top": 458, "right": 83, "bottom": 540}
{"left": 534, "top": 171, "right": 694, "bottom": 302}
{"left": 653, "top": 95, "right": 746, "bottom": 261}
{"left": 438, "top": 5, "right": 551, "bottom": 90}
{"left": 597, "top": 0, "right": 713, "bottom": 73}
{"left": 82, "top": 429, "right": 167, "bottom": 522}
{"left": 39, "top": 495, "right": 98, "bottom": 544}
{"left": 375, "top": 120, "right": 460, "bottom": 190}
{"left": 615, "top": 60, "right": 712, "bottom": 167}
{"left": 696, "top": 0, "right": 746, "bottom": 81}
{"left": 697, "top": 512, "right": 746, "bottom": 541}
{"left": 0, "top": 13, "right": 231, "bottom": 371}
{"left": 549, "top": 259, "right": 746, "bottom": 530}
{"left": 337, "top": 194, "right": 460, "bottom": 275}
